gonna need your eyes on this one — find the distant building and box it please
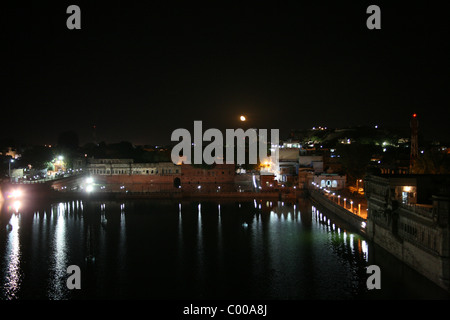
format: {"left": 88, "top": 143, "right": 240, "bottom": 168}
{"left": 312, "top": 173, "right": 346, "bottom": 190}
{"left": 281, "top": 139, "right": 301, "bottom": 149}
{"left": 278, "top": 148, "right": 299, "bottom": 184}
{"left": 180, "top": 163, "right": 235, "bottom": 192}
{"left": 87, "top": 159, "right": 179, "bottom": 176}
{"left": 87, "top": 158, "right": 133, "bottom": 175}
{"left": 260, "top": 174, "right": 278, "bottom": 191}
{"left": 11, "top": 168, "right": 24, "bottom": 182}
{"left": 299, "top": 155, "right": 323, "bottom": 168}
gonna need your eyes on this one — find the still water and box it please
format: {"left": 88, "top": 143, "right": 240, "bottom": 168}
{"left": 0, "top": 198, "right": 448, "bottom": 300}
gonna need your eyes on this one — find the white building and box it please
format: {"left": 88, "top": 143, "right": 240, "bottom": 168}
{"left": 313, "top": 173, "right": 346, "bottom": 190}
{"left": 87, "top": 159, "right": 179, "bottom": 176}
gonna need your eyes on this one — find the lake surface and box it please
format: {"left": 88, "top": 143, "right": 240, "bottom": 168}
{"left": 0, "top": 197, "right": 448, "bottom": 300}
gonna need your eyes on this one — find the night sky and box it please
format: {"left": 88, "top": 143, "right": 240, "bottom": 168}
{"left": 3, "top": 1, "right": 449, "bottom": 146}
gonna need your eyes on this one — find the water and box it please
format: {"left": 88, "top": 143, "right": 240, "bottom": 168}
{"left": 0, "top": 198, "right": 448, "bottom": 300}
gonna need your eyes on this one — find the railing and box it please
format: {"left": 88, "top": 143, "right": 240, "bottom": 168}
{"left": 399, "top": 202, "right": 434, "bottom": 220}
{"left": 309, "top": 184, "right": 368, "bottom": 219}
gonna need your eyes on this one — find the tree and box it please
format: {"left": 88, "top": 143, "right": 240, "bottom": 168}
{"left": 20, "top": 146, "right": 54, "bottom": 170}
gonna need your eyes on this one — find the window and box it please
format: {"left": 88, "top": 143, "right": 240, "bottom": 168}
{"left": 332, "top": 180, "right": 337, "bottom": 188}
{"left": 402, "top": 192, "right": 408, "bottom": 204}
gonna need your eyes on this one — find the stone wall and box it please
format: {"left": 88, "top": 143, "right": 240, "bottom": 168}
{"left": 365, "top": 174, "right": 450, "bottom": 291}
{"left": 369, "top": 220, "right": 448, "bottom": 290}
{"left": 309, "top": 189, "right": 366, "bottom": 235}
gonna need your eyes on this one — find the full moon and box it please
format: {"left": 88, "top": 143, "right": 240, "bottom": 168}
{"left": 240, "top": 115, "right": 246, "bottom": 121}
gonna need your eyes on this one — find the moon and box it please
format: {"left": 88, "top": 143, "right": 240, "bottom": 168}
{"left": 240, "top": 115, "right": 246, "bottom": 121}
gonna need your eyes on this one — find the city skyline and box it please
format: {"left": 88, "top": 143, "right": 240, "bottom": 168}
{"left": 3, "top": 2, "right": 449, "bottom": 145}
{"left": 2, "top": 2, "right": 450, "bottom": 305}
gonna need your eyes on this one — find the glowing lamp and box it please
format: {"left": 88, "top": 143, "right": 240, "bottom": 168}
{"left": 11, "top": 189, "right": 23, "bottom": 199}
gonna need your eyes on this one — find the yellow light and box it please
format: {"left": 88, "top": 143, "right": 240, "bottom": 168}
{"left": 403, "top": 186, "right": 412, "bottom": 192}
{"left": 240, "top": 115, "right": 246, "bottom": 121}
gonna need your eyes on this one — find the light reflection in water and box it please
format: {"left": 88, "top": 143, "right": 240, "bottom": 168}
{"left": 197, "top": 203, "right": 203, "bottom": 248}
{"left": 197, "top": 203, "right": 204, "bottom": 283}
{"left": 197, "top": 203, "right": 202, "bottom": 244}
{"left": 2, "top": 214, "right": 22, "bottom": 299}
{"left": 48, "top": 203, "right": 68, "bottom": 300}
{"left": 361, "top": 239, "right": 369, "bottom": 262}
{"left": 119, "top": 203, "right": 126, "bottom": 259}
{"left": 13, "top": 200, "right": 21, "bottom": 213}
{"left": 312, "top": 205, "right": 368, "bottom": 262}
{"left": 178, "top": 202, "right": 182, "bottom": 244}
{"left": 1, "top": 200, "right": 445, "bottom": 299}
{"left": 217, "top": 203, "right": 222, "bottom": 248}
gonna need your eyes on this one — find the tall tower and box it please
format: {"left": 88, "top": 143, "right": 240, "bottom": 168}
{"left": 410, "top": 113, "right": 419, "bottom": 172}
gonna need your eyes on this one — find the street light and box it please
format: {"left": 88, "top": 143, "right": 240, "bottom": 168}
{"left": 356, "top": 179, "right": 363, "bottom": 192}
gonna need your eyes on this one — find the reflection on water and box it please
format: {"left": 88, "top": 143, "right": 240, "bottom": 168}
{"left": 0, "top": 199, "right": 449, "bottom": 300}
{"left": 312, "top": 205, "right": 369, "bottom": 263}
{"left": 48, "top": 203, "right": 68, "bottom": 300}
{"left": 2, "top": 214, "right": 22, "bottom": 299}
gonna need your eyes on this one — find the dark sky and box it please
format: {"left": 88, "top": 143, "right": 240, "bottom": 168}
{"left": 2, "top": 1, "right": 449, "bottom": 146}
